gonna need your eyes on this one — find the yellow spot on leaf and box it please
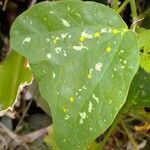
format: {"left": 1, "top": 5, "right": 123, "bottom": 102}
{"left": 106, "top": 47, "right": 112, "bottom": 52}
{"left": 113, "top": 29, "right": 119, "bottom": 34}
{"left": 122, "top": 28, "right": 128, "bottom": 32}
{"left": 69, "top": 97, "right": 75, "bottom": 103}
{"left": 53, "top": 39, "right": 57, "bottom": 44}
{"left": 63, "top": 108, "right": 68, "bottom": 113}
{"left": 87, "top": 74, "right": 92, "bottom": 79}
{"left": 79, "top": 36, "right": 86, "bottom": 42}
{"left": 93, "top": 32, "right": 100, "bottom": 38}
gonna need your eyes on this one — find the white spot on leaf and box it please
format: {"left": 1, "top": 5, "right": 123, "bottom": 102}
{"left": 113, "top": 68, "right": 117, "bottom": 72}
{"left": 90, "top": 127, "right": 92, "bottom": 131}
{"left": 75, "top": 13, "right": 81, "bottom": 18}
{"left": 92, "top": 93, "right": 99, "bottom": 103}
{"left": 120, "top": 50, "right": 124, "bottom": 53}
{"left": 121, "top": 65, "right": 125, "bottom": 69}
{"left": 101, "top": 28, "right": 111, "bottom": 33}
{"left": 52, "top": 72, "right": 56, "bottom": 79}
{"left": 82, "top": 85, "right": 87, "bottom": 90}
{"left": 90, "top": 68, "right": 93, "bottom": 74}
{"left": 61, "top": 33, "right": 68, "bottom": 39}
{"left": 55, "top": 47, "right": 62, "bottom": 53}
{"left": 79, "top": 112, "right": 87, "bottom": 124}
{"left": 112, "top": 74, "right": 114, "bottom": 78}
{"left": 75, "top": 92, "right": 78, "bottom": 96}
{"left": 47, "top": 53, "right": 51, "bottom": 59}
{"left": 88, "top": 101, "right": 93, "bottom": 113}
{"left": 95, "top": 63, "right": 102, "bottom": 71}
{"left": 108, "top": 99, "right": 112, "bottom": 104}
{"left": 123, "top": 60, "right": 127, "bottom": 64}
{"left": 61, "top": 19, "right": 70, "bottom": 27}
{"left": 73, "top": 43, "right": 88, "bottom": 51}
{"left": 63, "top": 50, "right": 67, "bottom": 56}
{"left": 46, "top": 38, "right": 50, "bottom": 42}
{"left": 50, "top": 11, "right": 53, "bottom": 14}
{"left": 81, "top": 31, "right": 93, "bottom": 39}
{"left": 68, "top": 35, "right": 72, "bottom": 38}
{"left": 67, "top": 6, "right": 70, "bottom": 11}
{"left": 78, "top": 88, "right": 82, "bottom": 92}
{"left": 64, "top": 115, "right": 69, "bottom": 120}
{"left": 23, "top": 37, "right": 31, "bottom": 44}
{"left": 55, "top": 37, "right": 60, "bottom": 40}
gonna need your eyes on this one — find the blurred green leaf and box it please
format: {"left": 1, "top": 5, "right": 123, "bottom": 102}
{"left": 0, "top": 51, "right": 33, "bottom": 111}
{"left": 140, "top": 54, "right": 150, "bottom": 73}
{"left": 138, "top": 28, "right": 150, "bottom": 52}
{"left": 127, "top": 68, "right": 150, "bottom": 107}
{"left": 10, "top": 0, "right": 139, "bottom": 149}
{"left": 139, "top": 8, "right": 150, "bottom": 28}
{"left": 137, "top": 28, "right": 150, "bottom": 73}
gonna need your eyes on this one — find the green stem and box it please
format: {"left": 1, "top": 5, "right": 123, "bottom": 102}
{"left": 120, "top": 120, "right": 138, "bottom": 150}
{"left": 15, "top": 98, "right": 33, "bottom": 132}
{"left": 89, "top": 103, "right": 129, "bottom": 150}
{"left": 87, "top": 114, "right": 120, "bottom": 150}
{"left": 98, "top": 111, "right": 124, "bottom": 149}
{"left": 117, "top": 0, "right": 129, "bottom": 14}
{"left": 113, "top": 0, "right": 119, "bottom": 11}
{"left": 98, "top": 118, "right": 118, "bottom": 149}
{"left": 129, "top": 0, "right": 137, "bottom": 20}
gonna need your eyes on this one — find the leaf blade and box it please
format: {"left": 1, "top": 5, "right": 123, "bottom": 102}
{"left": 10, "top": 1, "right": 139, "bottom": 149}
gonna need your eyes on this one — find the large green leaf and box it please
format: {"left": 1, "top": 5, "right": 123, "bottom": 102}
{"left": 127, "top": 68, "right": 150, "bottom": 107}
{"left": 10, "top": 0, "right": 139, "bottom": 149}
{"left": 0, "top": 51, "right": 32, "bottom": 111}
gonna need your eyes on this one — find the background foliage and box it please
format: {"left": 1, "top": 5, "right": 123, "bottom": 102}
{"left": 0, "top": 0, "right": 150, "bottom": 149}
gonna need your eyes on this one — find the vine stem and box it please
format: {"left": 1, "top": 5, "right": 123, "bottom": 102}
{"left": 15, "top": 99, "right": 33, "bottom": 132}
{"left": 2, "top": 0, "right": 8, "bottom": 11}
{"left": 120, "top": 120, "right": 138, "bottom": 150}
{"left": 87, "top": 114, "right": 120, "bottom": 150}
{"left": 117, "top": 0, "right": 137, "bottom": 21}
{"left": 113, "top": 0, "right": 119, "bottom": 11}
{"left": 129, "top": 0, "right": 138, "bottom": 20}
{"left": 98, "top": 118, "right": 119, "bottom": 149}
{"left": 117, "top": 0, "right": 129, "bottom": 14}
{"left": 94, "top": 112, "right": 123, "bottom": 150}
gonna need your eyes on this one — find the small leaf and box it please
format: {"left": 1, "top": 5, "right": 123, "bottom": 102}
{"left": 10, "top": 1, "right": 139, "bottom": 149}
{"left": 0, "top": 51, "right": 33, "bottom": 111}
